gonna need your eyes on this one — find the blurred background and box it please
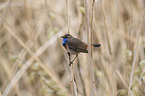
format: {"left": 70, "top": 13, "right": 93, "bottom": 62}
{"left": 0, "top": 0, "right": 145, "bottom": 96}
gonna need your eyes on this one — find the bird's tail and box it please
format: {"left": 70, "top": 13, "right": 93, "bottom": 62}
{"left": 92, "top": 44, "right": 101, "bottom": 47}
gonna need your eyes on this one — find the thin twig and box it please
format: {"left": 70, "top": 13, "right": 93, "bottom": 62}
{"left": 100, "top": 0, "right": 111, "bottom": 56}
{"left": 83, "top": 0, "right": 94, "bottom": 95}
{"left": 2, "top": 27, "right": 66, "bottom": 96}
{"left": 66, "top": 0, "right": 77, "bottom": 95}
{"left": 111, "top": 27, "right": 145, "bottom": 48}
{"left": 127, "top": 1, "right": 133, "bottom": 50}
{"left": 90, "top": 0, "right": 95, "bottom": 56}
{"left": 0, "top": 58, "right": 23, "bottom": 96}
{"left": 68, "top": 53, "right": 73, "bottom": 95}
{"left": 73, "top": 75, "right": 78, "bottom": 94}
{"left": 77, "top": 59, "right": 86, "bottom": 96}
{"left": 71, "top": 64, "right": 78, "bottom": 96}
{"left": 66, "top": 0, "right": 70, "bottom": 33}
{"left": 68, "top": 54, "right": 77, "bottom": 96}
{"left": 128, "top": 11, "right": 145, "bottom": 95}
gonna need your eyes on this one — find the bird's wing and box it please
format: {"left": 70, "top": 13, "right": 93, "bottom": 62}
{"left": 67, "top": 38, "right": 88, "bottom": 53}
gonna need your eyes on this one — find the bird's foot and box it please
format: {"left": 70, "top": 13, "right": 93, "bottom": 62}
{"left": 69, "top": 62, "right": 73, "bottom": 66}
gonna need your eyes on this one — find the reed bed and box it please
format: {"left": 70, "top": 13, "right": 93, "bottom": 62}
{"left": 0, "top": 0, "right": 145, "bottom": 96}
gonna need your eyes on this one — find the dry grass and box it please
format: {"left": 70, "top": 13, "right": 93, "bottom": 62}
{"left": 0, "top": 0, "right": 145, "bottom": 96}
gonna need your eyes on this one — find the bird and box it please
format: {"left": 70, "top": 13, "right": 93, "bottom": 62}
{"left": 61, "top": 34, "right": 101, "bottom": 66}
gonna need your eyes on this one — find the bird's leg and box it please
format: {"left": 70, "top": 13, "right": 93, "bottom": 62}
{"left": 69, "top": 54, "right": 78, "bottom": 66}
{"left": 67, "top": 52, "right": 71, "bottom": 63}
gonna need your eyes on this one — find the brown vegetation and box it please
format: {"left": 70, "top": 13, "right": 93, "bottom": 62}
{"left": 0, "top": 0, "right": 145, "bottom": 96}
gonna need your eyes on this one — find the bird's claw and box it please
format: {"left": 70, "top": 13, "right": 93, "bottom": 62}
{"left": 69, "top": 62, "right": 73, "bottom": 66}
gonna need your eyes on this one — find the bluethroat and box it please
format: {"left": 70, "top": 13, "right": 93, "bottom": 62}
{"left": 61, "top": 34, "right": 101, "bottom": 66}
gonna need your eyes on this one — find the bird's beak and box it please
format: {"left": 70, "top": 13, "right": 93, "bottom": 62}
{"left": 61, "top": 36, "right": 64, "bottom": 38}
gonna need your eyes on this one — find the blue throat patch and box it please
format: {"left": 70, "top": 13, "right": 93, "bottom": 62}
{"left": 62, "top": 38, "right": 68, "bottom": 47}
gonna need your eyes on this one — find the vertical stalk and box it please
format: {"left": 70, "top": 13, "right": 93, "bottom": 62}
{"left": 66, "top": 0, "right": 77, "bottom": 95}
{"left": 0, "top": 0, "right": 13, "bottom": 27}
{"left": 77, "top": 59, "right": 86, "bottom": 96}
{"left": 66, "top": 0, "right": 70, "bottom": 33}
{"left": 83, "top": 0, "right": 94, "bottom": 95}
{"left": 69, "top": 56, "right": 77, "bottom": 96}
{"left": 90, "top": 0, "right": 95, "bottom": 57}
{"left": 100, "top": 0, "right": 111, "bottom": 57}
{"left": 128, "top": 12, "right": 145, "bottom": 96}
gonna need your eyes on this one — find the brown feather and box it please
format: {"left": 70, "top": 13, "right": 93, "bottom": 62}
{"left": 67, "top": 38, "right": 88, "bottom": 53}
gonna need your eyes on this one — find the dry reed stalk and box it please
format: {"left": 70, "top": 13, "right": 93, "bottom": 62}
{"left": 70, "top": 64, "right": 77, "bottom": 96}
{"left": 12, "top": 40, "right": 33, "bottom": 74}
{"left": 90, "top": 0, "right": 98, "bottom": 95}
{"left": 101, "top": 55, "right": 117, "bottom": 95}
{"left": 1, "top": 0, "right": 145, "bottom": 96}
{"left": 2, "top": 26, "right": 66, "bottom": 96}
{"left": 65, "top": 0, "right": 77, "bottom": 95}
{"left": 128, "top": 11, "right": 145, "bottom": 96}
{"left": 24, "top": 0, "right": 33, "bottom": 28}
{"left": 0, "top": 2, "right": 23, "bottom": 11}
{"left": 100, "top": 0, "right": 111, "bottom": 57}
{"left": 0, "top": 58, "right": 23, "bottom": 96}
{"left": 0, "top": 30, "right": 19, "bottom": 48}
{"left": 127, "top": 2, "right": 133, "bottom": 50}
{"left": 77, "top": 59, "right": 86, "bottom": 96}
{"left": 111, "top": 27, "right": 145, "bottom": 48}
{"left": 70, "top": 64, "right": 73, "bottom": 96}
{"left": 66, "top": 0, "right": 70, "bottom": 34}
{"left": 83, "top": 0, "right": 94, "bottom": 95}
{"left": 11, "top": 26, "right": 37, "bottom": 75}
{"left": 90, "top": 0, "right": 95, "bottom": 56}
{"left": 116, "top": 70, "right": 127, "bottom": 88}
{"left": 68, "top": 55, "right": 77, "bottom": 96}
{"left": 0, "top": 0, "right": 13, "bottom": 27}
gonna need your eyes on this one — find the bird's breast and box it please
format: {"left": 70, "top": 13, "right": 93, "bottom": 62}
{"left": 65, "top": 44, "right": 67, "bottom": 50}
